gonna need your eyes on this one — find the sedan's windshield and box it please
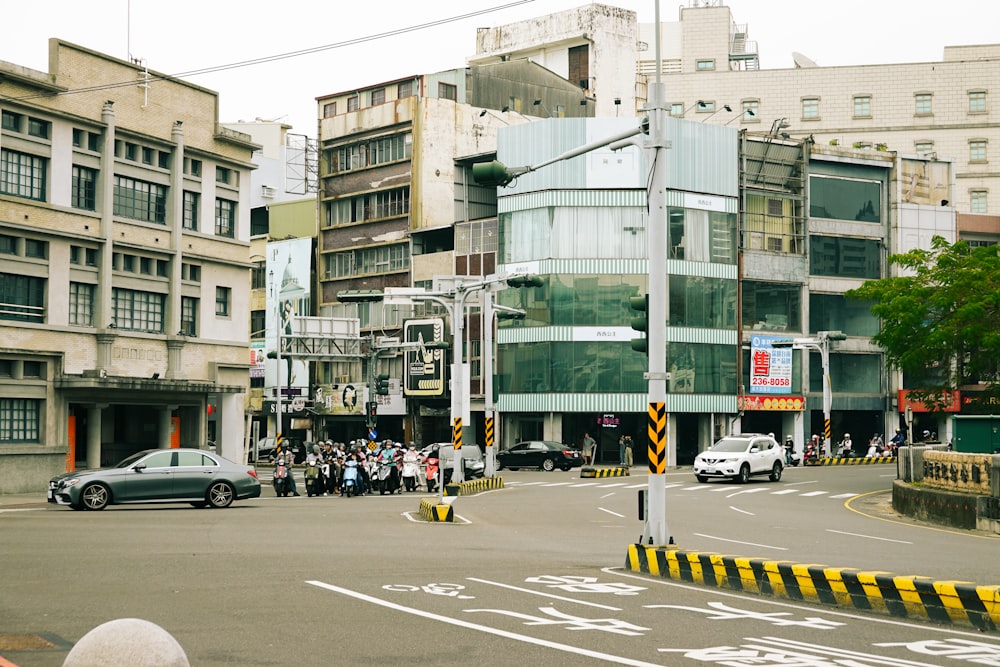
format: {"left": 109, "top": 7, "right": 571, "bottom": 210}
{"left": 711, "top": 438, "right": 752, "bottom": 453}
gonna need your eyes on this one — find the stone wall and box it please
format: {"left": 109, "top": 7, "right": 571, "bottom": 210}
{"left": 921, "top": 451, "right": 994, "bottom": 495}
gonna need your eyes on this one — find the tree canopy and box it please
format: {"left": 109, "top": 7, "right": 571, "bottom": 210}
{"left": 846, "top": 235, "right": 1000, "bottom": 407}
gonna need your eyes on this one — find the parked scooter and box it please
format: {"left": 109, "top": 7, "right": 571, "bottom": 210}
{"left": 803, "top": 440, "right": 818, "bottom": 465}
{"left": 424, "top": 452, "right": 440, "bottom": 494}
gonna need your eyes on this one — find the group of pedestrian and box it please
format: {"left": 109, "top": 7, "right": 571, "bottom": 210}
{"left": 272, "top": 439, "right": 434, "bottom": 498}
{"left": 579, "top": 432, "right": 633, "bottom": 467}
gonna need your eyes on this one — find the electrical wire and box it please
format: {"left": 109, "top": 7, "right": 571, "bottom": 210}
{"left": 4, "top": 0, "right": 536, "bottom": 102}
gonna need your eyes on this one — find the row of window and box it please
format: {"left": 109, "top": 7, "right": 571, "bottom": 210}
{"left": 323, "top": 186, "right": 410, "bottom": 226}
{"left": 327, "top": 132, "right": 412, "bottom": 174}
{"left": 322, "top": 80, "right": 458, "bottom": 117}
{"left": 679, "top": 90, "right": 988, "bottom": 122}
{"left": 322, "top": 243, "right": 410, "bottom": 280}
{"left": 2, "top": 272, "right": 230, "bottom": 335}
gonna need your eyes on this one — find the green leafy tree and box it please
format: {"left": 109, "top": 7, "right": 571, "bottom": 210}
{"left": 846, "top": 235, "right": 1000, "bottom": 408}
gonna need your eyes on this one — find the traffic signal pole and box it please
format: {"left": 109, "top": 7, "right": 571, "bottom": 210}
{"left": 641, "top": 0, "right": 672, "bottom": 547}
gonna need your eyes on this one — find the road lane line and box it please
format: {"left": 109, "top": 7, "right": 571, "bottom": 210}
{"left": 693, "top": 533, "right": 788, "bottom": 550}
{"left": 800, "top": 491, "right": 828, "bottom": 496}
{"left": 830, "top": 493, "right": 856, "bottom": 499}
{"left": 770, "top": 489, "right": 799, "bottom": 495}
{"left": 728, "top": 506, "right": 754, "bottom": 516}
{"left": 599, "top": 507, "right": 625, "bottom": 518}
{"left": 826, "top": 529, "right": 912, "bottom": 544}
{"left": 307, "top": 581, "right": 663, "bottom": 666}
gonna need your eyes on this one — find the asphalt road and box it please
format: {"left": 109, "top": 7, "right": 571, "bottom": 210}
{"left": 1, "top": 464, "right": 998, "bottom": 666}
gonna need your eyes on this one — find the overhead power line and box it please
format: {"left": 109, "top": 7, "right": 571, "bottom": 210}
{"left": 5, "top": 0, "right": 535, "bottom": 102}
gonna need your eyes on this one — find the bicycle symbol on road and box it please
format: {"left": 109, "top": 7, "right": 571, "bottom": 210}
{"left": 383, "top": 582, "right": 475, "bottom": 599}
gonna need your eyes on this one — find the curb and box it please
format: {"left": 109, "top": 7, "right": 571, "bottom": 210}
{"left": 805, "top": 456, "right": 897, "bottom": 466}
{"left": 625, "top": 544, "right": 1000, "bottom": 632}
{"left": 418, "top": 498, "right": 454, "bottom": 522}
{"left": 443, "top": 476, "right": 505, "bottom": 497}
{"left": 581, "top": 466, "right": 631, "bottom": 478}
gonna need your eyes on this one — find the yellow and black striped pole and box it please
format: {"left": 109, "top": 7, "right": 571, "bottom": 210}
{"left": 484, "top": 416, "right": 495, "bottom": 478}
{"left": 647, "top": 402, "right": 666, "bottom": 475}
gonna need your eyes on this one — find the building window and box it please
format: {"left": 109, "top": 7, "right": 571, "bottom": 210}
{"left": 742, "top": 282, "right": 801, "bottom": 332}
{"left": 69, "top": 282, "right": 94, "bottom": 326}
{"left": 0, "top": 235, "right": 14, "bottom": 255}
{"left": 250, "top": 309, "right": 266, "bottom": 338}
{"left": 809, "top": 235, "right": 881, "bottom": 280}
{"left": 24, "top": 239, "right": 47, "bottom": 259}
{"left": 181, "top": 296, "right": 198, "bottom": 336}
{"left": 801, "top": 97, "right": 819, "bottom": 119}
{"left": 853, "top": 95, "right": 871, "bottom": 118}
{"left": 111, "top": 288, "right": 165, "bottom": 332}
{"left": 370, "top": 88, "right": 386, "bottom": 106}
{"left": 71, "top": 166, "right": 97, "bottom": 210}
{"left": 215, "top": 287, "right": 231, "bottom": 317}
{"left": 113, "top": 176, "right": 166, "bottom": 223}
{"left": 697, "top": 101, "right": 715, "bottom": 113}
{"left": 215, "top": 199, "right": 236, "bottom": 238}
{"left": 670, "top": 103, "right": 684, "bottom": 117}
{"left": 0, "top": 273, "right": 45, "bottom": 322}
{"left": 970, "top": 139, "right": 988, "bottom": 162}
{"left": 215, "top": 167, "right": 231, "bottom": 185}
{"left": 27, "top": 117, "right": 50, "bottom": 139}
{"left": 438, "top": 82, "right": 457, "bottom": 101}
{"left": 183, "top": 191, "right": 200, "bottom": 231}
{"left": 0, "top": 398, "right": 40, "bottom": 442}
{"left": 0, "top": 149, "right": 47, "bottom": 201}
{"left": 397, "top": 81, "right": 412, "bottom": 99}
{"left": 1, "top": 111, "right": 21, "bottom": 132}
{"left": 969, "top": 91, "right": 987, "bottom": 114}
{"left": 141, "top": 147, "right": 155, "bottom": 165}
{"left": 696, "top": 59, "right": 715, "bottom": 71}
{"left": 914, "top": 93, "right": 933, "bottom": 115}
{"left": 323, "top": 102, "right": 336, "bottom": 118}
{"left": 741, "top": 100, "right": 759, "bottom": 122}
{"left": 330, "top": 132, "right": 412, "bottom": 173}
{"left": 915, "top": 141, "right": 934, "bottom": 155}
{"left": 809, "top": 175, "right": 881, "bottom": 222}
{"left": 347, "top": 96, "right": 360, "bottom": 112}
{"left": 970, "top": 190, "right": 988, "bottom": 214}
{"left": 184, "top": 158, "right": 202, "bottom": 177}
{"left": 251, "top": 261, "right": 266, "bottom": 290}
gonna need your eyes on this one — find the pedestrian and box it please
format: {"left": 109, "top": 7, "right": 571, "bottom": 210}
{"left": 619, "top": 435, "right": 626, "bottom": 466}
{"left": 624, "top": 435, "right": 633, "bottom": 467}
{"left": 582, "top": 432, "right": 596, "bottom": 465}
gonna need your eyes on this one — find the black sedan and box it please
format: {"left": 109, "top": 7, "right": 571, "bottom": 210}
{"left": 48, "top": 448, "right": 262, "bottom": 510}
{"left": 497, "top": 440, "right": 583, "bottom": 472}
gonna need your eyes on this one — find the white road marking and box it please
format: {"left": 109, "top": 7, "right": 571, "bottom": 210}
{"left": 597, "top": 483, "right": 628, "bottom": 488}
{"left": 599, "top": 507, "right": 625, "bottom": 518}
{"left": 693, "top": 533, "right": 788, "bottom": 550}
{"left": 307, "top": 580, "right": 662, "bottom": 666}
{"left": 827, "top": 529, "right": 912, "bottom": 544}
{"left": 770, "top": 489, "right": 799, "bottom": 495}
{"left": 728, "top": 506, "right": 755, "bottom": 516}
{"left": 466, "top": 577, "right": 622, "bottom": 610}
{"left": 725, "top": 488, "right": 768, "bottom": 498}
{"left": 830, "top": 493, "right": 856, "bottom": 499}
{"left": 800, "top": 491, "right": 829, "bottom": 497}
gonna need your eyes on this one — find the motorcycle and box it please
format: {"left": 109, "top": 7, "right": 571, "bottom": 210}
{"left": 424, "top": 454, "right": 440, "bottom": 493}
{"left": 272, "top": 460, "right": 290, "bottom": 497}
{"left": 783, "top": 439, "right": 800, "bottom": 467}
{"left": 401, "top": 449, "right": 421, "bottom": 492}
{"left": 803, "top": 441, "right": 818, "bottom": 465}
{"left": 341, "top": 460, "right": 359, "bottom": 498}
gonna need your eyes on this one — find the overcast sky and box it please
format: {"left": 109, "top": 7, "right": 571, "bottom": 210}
{"left": 3, "top": 1, "right": 997, "bottom": 137}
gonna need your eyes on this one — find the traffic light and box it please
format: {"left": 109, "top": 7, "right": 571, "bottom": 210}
{"left": 507, "top": 274, "right": 544, "bottom": 288}
{"left": 374, "top": 373, "right": 390, "bottom": 395}
{"left": 365, "top": 401, "right": 377, "bottom": 427}
{"left": 629, "top": 294, "right": 649, "bottom": 354}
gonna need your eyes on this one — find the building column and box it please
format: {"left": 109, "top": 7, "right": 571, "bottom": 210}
{"left": 219, "top": 393, "right": 245, "bottom": 463}
{"left": 165, "top": 337, "right": 185, "bottom": 379}
{"left": 95, "top": 332, "right": 116, "bottom": 375}
{"left": 158, "top": 406, "right": 175, "bottom": 449}
{"left": 86, "top": 405, "right": 106, "bottom": 469}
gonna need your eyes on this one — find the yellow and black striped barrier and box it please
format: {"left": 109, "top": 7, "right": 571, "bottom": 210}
{"left": 581, "top": 466, "right": 631, "bottom": 478}
{"left": 625, "top": 544, "right": 1000, "bottom": 632}
{"left": 805, "top": 455, "right": 897, "bottom": 466}
{"left": 442, "top": 477, "right": 505, "bottom": 496}
{"left": 418, "top": 498, "right": 454, "bottom": 522}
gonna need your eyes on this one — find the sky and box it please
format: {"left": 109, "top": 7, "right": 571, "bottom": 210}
{"left": 3, "top": 1, "right": 997, "bottom": 138}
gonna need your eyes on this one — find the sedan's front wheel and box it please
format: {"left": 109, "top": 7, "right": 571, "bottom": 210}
{"left": 769, "top": 461, "right": 783, "bottom": 482}
{"left": 81, "top": 483, "right": 110, "bottom": 510}
{"left": 541, "top": 458, "right": 556, "bottom": 471}
{"left": 207, "top": 481, "right": 235, "bottom": 508}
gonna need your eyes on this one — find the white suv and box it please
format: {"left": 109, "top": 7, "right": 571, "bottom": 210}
{"left": 693, "top": 434, "right": 784, "bottom": 484}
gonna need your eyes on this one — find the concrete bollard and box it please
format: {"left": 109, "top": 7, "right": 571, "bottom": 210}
{"left": 63, "top": 618, "right": 189, "bottom": 667}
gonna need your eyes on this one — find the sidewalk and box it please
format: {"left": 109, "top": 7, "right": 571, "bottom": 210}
{"left": 0, "top": 492, "right": 50, "bottom": 508}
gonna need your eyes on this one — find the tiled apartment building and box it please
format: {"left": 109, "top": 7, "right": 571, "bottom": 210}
{"left": 0, "top": 40, "right": 257, "bottom": 492}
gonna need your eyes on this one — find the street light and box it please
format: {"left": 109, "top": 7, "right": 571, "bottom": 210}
{"left": 771, "top": 330, "right": 847, "bottom": 457}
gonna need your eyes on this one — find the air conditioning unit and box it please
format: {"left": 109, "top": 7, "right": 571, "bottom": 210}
{"left": 261, "top": 185, "right": 276, "bottom": 198}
